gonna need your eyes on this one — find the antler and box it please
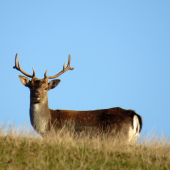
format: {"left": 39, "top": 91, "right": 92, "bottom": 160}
{"left": 13, "top": 53, "right": 36, "bottom": 78}
{"left": 44, "top": 54, "right": 74, "bottom": 79}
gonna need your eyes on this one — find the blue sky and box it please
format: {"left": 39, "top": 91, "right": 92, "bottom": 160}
{"left": 1, "top": 1, "right": 170, "bottom": 137}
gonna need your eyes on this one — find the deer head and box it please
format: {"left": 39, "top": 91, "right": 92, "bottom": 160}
{"left": 13, "top": 53, "right": 74, "bottom": 103}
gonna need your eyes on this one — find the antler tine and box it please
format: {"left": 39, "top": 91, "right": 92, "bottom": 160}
{"left": 13, "top": 53, "right": 36, "bottom": 78}
{"left": 44, "top": 69, "right": 48, "bottom": 78}
{"left": 67, "top": 54, "right": 74, "bottom": 70}
{"left": 45, "top": 54, "right": 74, "bottom": 79}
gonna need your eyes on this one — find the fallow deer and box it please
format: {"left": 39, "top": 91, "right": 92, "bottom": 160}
{"left": 13, "top": 53, "right": 142, "bottom": 143}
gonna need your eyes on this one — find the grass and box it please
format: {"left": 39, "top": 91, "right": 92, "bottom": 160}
{"left": 0, "top": 125, "right": 169, "bottom": 170}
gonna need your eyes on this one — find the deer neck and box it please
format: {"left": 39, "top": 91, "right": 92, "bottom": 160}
{"left": 30, "top": 95, "right": 51, "bottom": 136}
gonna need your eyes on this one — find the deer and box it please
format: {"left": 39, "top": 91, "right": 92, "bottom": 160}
{"left": 13, "top": 53, "right": 142, "bottom": 143}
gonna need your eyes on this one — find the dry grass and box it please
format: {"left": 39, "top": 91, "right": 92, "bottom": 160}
{"left": 0, "top": 124, "right": 169, "bottom": 170}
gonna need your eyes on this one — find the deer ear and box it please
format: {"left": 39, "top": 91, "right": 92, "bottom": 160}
{"left": 18, "top": 75, "right": 30, "bottom": 87}
{"left": 48, "top": 79, "right": 61, "bottom": 90}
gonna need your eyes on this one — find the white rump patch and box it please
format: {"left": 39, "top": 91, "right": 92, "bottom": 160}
{"left": 128, "top": 115, "right": 140, "bottom": 142}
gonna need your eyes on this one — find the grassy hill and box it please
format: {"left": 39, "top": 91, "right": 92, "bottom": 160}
{"left": 0, "top": 125, "right": 169, "bottom": 170}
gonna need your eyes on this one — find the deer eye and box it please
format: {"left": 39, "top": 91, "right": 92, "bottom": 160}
{"left": 29, "top": 86, "right": 33, "bottom": 89}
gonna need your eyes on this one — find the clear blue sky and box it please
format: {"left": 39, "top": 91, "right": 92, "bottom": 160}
{"left": 1, "top": 1, "right": 170, "bottom": 137}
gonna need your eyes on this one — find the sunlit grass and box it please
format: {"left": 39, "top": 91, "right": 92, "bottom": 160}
{"left": 0, "top": 124, "right": 169, "bottom": 170}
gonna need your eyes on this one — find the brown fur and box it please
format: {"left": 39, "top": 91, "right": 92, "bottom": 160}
{"left": 50, "top": 107, "right": 142, "bottom": 134}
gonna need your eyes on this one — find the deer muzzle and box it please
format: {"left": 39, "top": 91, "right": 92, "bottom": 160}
{"left": 32, "top": 91, "right": 41, "bottom": 103}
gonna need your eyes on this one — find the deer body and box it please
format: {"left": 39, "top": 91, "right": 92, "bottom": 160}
{"left": 30, "top": 99, "right": 142, "bottom": 142}
{"left": 13, "top": 53, "right": 142, "bottom": 143}
{"left": 50, "top": 108, "right": 142, "bottom": 141}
